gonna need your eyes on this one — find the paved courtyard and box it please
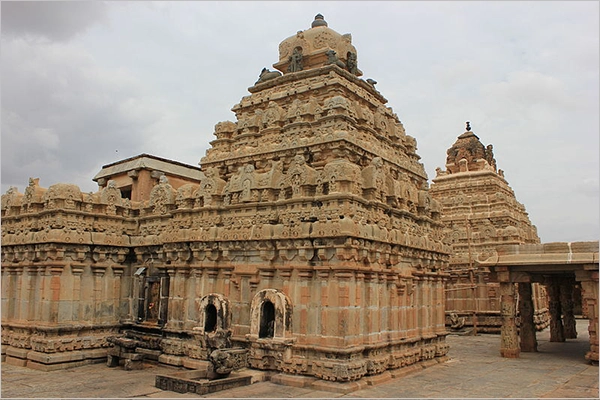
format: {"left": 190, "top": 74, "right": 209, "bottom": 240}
{"left": 2, "top": 319, "right": 598, "bottom": 399}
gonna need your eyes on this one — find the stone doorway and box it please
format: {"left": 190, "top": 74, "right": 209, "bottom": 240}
{"left": 259, "top": 300, "right": 275, "bottom": 338}
{"left": 137, "top": 273, "right": 170, "bottom": 326}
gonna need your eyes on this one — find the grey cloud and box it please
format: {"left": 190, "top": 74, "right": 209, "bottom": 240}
{"left": 1, "top": 1, "right": 108, "bottom": 41}
{"left": 0, "top": 2, "right": 597, "bottom": 244}
{"left": 1, "top": 38, "right": 164, "bottom": 193}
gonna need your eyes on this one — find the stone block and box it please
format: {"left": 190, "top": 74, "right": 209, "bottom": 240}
{"left": 107, "top": 354, "right": 119, "bottom": 367}
{"left": 27, "top": 350, "right": 85, "bottom": 364}
{"left": 5, "top": 355, "right": 28, "bottom": 367}
{"left": 310, "top": 378, "right": 368, "bottom": 394}
{"left": 27, "top": 359, "right": 89, "bottom": 371}
{"left": 6, "top": 347, "right": 30, "bottom": 359}
{"left": 271, "top": 373, "right": 317, "bottom": 388}
{"left": 84, "top": 348, "right": 108, "bottom": 360}
{"left": 159, "top": 354, "right": 184, "bottom": 366}
{"left": 421, "top": 358, "right": 438, "bottom": 369}
{"left": 108, "top": 347, "right": 121, "bottom": 356}
{"left": 124, "top": 358, "right": 143, "bottom": 370}
{"left": 389, "top": 364, "right": 422, "bottom": 379}
{"left": 122, "top": 352, "right": 144, "bottom": 361}
{"left": 182, "top": 357, "right": 210, "bottom": 370}
{"left": 137, "top": 348, "right": 162, "bottom": 361}
{"left": 365, "top": 370, "right": 392, "bottom": 386}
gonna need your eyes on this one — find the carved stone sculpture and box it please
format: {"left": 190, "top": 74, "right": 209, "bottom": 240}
{"left": 287, "top": 48, "right": 303, "bottom": 72}
{"left": 255, "top": 68, "right": 282, "bottom": 84}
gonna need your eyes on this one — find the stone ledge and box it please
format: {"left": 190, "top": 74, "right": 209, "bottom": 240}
{"left": 6, "top": 347, "right": 30, "bottom": 359}
{"left": 365, "top": 370, "right": 392, "bottom": 386}
{"left": 136, "top": 348, "right": 162, "bottom": 361}
{"left": 389, "top": 363, "right": 422, "bottom": 379}
{"left": 310, "top": 378, "right": 369, "bottom": 394}
{"left": 182, "top": 357, "right": 210, "bottom": 370}
{"left": 421, "top": 359, "right": 439, "bottom": 369}
{"left": 5, "top": 356, "right": 28, "bottom": 367}
{"left": 268, "top": 356, "right": 450, "bottom": 394}
{"left": 270, "top": 373, "right": 317, "bottom": 388}
{"left": 159, "top": 354, "right": 184, "bottom": 366}
{"left": 27, "top": 348, "right": 107, "bottom": 365}
{"left": 27, "top": 359, "right": 91, "bottom": 372}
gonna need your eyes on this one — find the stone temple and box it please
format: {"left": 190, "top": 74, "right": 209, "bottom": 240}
{"left": 430, "top": 125, "right": 550, "bottom": 333}
{"left": 1, "top": 15, "right": 452, "bottom": 381}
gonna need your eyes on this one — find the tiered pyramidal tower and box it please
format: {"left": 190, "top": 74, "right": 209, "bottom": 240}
{"left": 1, "top": 14, "right": 451, "bottom": 381}
{"left": 188, "top": 14, "right": 452, "bottom": 380}
{"left": 430, "top": 124, "right": 548, "bottom": 333}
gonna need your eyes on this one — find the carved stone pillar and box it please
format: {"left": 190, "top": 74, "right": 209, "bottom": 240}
{"left": 499, "top": 281, "right": 519, "bottom": 358}
{"left": 577, "top": 270, "right": 599, "bottom": 363}
{"left": 547, "top": 277, "right": 565, "bottom": 342}
{"left": 559, "top": 279, "right": 577, "bottom": 339}
{"left": 518, "top": 282, "right": 537, "bottom": 352}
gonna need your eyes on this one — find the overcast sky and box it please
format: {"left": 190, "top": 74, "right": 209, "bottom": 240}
{"left": 1, "top": 1, "right": 598, "bottom": 243}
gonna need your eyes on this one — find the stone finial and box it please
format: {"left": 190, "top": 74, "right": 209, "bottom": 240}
{"left": 466, "top": 121, "right": 471, "bottom": 131}
{"left": 311, "top": 14, "right": 327, "bottom": 28}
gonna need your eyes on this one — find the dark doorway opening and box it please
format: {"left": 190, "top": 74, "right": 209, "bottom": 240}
{"left": 259, "top": 300, "right": 275, "bottom": 338}
{"left": 204, "top": 303, "right": 218, "bottom": 332}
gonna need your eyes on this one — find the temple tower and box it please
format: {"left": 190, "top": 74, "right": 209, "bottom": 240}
{"left": 171, "top": 13, "right": 452, "bottom": 380}
{"left": 430, "top": 123, "right": 549, "bottom": 333}
{"left": 1, "top": 14, "right": 451, "bottom": 381}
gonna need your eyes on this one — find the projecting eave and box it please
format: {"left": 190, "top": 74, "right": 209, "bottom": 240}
{"left": 476, "top": 241, "right": 599, "bottom": 270}
{"left": 432, "top": 168, "right": 504, "bottom": 184}
{"left": 92, "top": 153, "right": 204, "bottom": 182}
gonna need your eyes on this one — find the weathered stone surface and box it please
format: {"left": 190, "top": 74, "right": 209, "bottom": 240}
{"left": 3, "top": 14, "right": 447, "bottom": 380}
{"left": 430, "top": 125, "right": 548, "bottom": 333}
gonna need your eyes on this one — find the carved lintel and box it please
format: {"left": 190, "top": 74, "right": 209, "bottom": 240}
{"left": 510, "top": 272, "right": 531, "bottom": 283}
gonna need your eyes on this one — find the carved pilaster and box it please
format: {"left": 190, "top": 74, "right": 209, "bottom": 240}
{"left": 499, "top": 281, "right": 519, "bottom": 358}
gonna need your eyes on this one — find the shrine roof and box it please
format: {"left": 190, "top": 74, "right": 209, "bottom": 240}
{"left": 273, "top": 14, "right": 362, "bottom": 76}
{"left": 92, "top": 153, "right": 203, "bottom": 182}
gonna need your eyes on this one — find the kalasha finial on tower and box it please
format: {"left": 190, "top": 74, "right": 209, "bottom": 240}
{"left": 312, "top": 14, "right": 328, "bottom": 28}
{"left": 466, "top": 121, "right": 471, "bottom": 131}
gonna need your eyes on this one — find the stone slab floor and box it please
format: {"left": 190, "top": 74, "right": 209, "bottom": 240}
{"left": 2, "top": 319, "right": 598, "bottom": 399}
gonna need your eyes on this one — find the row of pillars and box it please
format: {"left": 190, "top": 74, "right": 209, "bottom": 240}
{"left": 500, "top": 275, "right": 597, "bottom": 361}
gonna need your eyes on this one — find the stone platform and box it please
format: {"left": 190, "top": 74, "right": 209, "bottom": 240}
{"left": 155, "top": 369, "right": 252, "bottom": 395}
{"left": 2, "top": 320, "right": 597, "bottom": 398}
